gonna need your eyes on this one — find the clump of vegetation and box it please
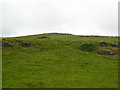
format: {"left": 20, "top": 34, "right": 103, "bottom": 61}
{"left": 80, "top": 43, "right": 96, "bottom": 52}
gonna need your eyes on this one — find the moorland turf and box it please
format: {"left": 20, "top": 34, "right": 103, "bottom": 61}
{"left": 2, "top": 33, "right": 119, "bottom": 88}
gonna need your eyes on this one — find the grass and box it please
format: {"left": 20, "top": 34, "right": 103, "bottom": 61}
{"left": 2, "top": 33, "right": 118, "bottom": 88}
{"left": 0, "top": 38, "right": 2, "bottom": 89}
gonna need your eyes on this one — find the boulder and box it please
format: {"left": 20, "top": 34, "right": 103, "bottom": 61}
{"left": 2, "top": 39, "right": 6, "bottom": 41}
{"left": 16, "top": 40, "right": 22, "bottom": 44}
{"left": 110, "top": 44, "right": 119, "bottom": 47}
{"left": 98, "top": 50, "right": 117, "bottom": 55}
{"left": 37, "top": 37, "right": 50, "bottom": 39}
{"left": 2, "top": 42, "right": 13, "bottom": 47}
{"left": 99, "top": 42, "right": 119, "bottom": 47}
{"left": 99, "top": 42, "right": 108, "bottom": 46}
{"left": 21, "top": 42, "right": 32, "bottom": 47}
{"left": 0, "top": 41, "right": 2, "bottom": 46}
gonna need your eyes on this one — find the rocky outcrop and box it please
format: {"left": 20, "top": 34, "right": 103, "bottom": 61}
{"left": 37, "top": 37, "right": 50, "bottom": 39}
{"left": 20, "top": 42, "right": 32, "bottom": 47}
{"left": 99, "top": 42, "right": 119, "bottom": 47}
{"left": 110, "top": 44, "right": 119, "bottom": 47}
{"left": 98, "top": 50, "right": 117, "bottom": 55}
{"left": 99, "top": 42, "right": 108, "bottom": 46}
{"left": 2, "top": 42, "right": 13, "bottom": 47}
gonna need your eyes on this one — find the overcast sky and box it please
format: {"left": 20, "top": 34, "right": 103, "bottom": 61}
{"left": 0, "top": 0, "right": 119, "bottom": 37}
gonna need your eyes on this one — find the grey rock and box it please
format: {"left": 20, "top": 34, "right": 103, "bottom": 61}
{"left": 99, "top": 42, "right": 108, "bottom": 46}
{"left": 16, "top": 40, "right": 22, "bottom": 44}
{"left": 0, "top": 41, "right": 2, "bottom": 46}
{"left": 98, "top": 50, "right": 117, "bottom": 55}
{"left": 110, "top": 44, "right": 119, "bottom": 47}
{"left": 2, "top": 42, "right": 13, "bottom": 47}
{"left": 21, "top": 42, "right": 32, "bottom": 47}
{"left": 37, "top": 37, "right": 50, "bottom": 39}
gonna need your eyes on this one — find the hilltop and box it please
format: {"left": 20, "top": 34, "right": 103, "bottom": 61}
{"left": 2, "top": 33, "right": 119, "bottom": 88}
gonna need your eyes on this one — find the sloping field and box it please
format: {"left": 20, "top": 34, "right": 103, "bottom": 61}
{"left": 2, "top": 33, "right": 119, "bottom": 88}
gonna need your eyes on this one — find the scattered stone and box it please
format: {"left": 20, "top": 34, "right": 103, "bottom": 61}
{"left": 110, "top": 44, "right": 119, "bottom": 47}
{"left": 37, "top": 37, "right": 50, "bottom": 39}
{"left": 99, "top": 42, "right": 119, "bottom": 47}
{"left": 21, "top": 42, "right": 32, "bottom": 47}
{"left": 0, "top": 41, "right": 2, "bottom": 46}
{"left": 2, "top": 39, "right": 6, "bottom": 41}
{"left": 2, "top": 42, "right": 13, "bottom": 47}
{"left": 16, "top": 40, "right": 22, "bottom": 44}
{"left": 98, "top": 50, "right": 117, "bottom": 55}
{"left": 99, "top": 42, "right": 108, "bottom": 46}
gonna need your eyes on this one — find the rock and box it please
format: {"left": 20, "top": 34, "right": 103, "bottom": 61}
{"left": 37, "top": 37, "right": 50, "bottom": 39}
{"left": 99, "top": 42, "right": 119, "bottom": 47}
{"left": 21, "top": 42, "right": 32, "bottom": 47}
{"left": 2, "top": 42, "right": 13, "bottom": 47}
{"left": 0, "top": 41, "right": 2, "bottom": 46}
{"left": 16, "top": 40, "right": 22, "bottom": 44}
{"left": 98, "top": 50, "right": 117, "bottom": 55}
{"left": 110, "top": 44, "right": 119, "bottom": 47}
{"left": 99, "top": 42, "right": 108, "bottom": 46}
{"left": 2, "top": 39, "right": 6, "bottom": 41}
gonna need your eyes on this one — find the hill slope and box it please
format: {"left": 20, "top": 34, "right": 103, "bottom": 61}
{"left": 2, "top": 33, "right": 118, "bottom": 88}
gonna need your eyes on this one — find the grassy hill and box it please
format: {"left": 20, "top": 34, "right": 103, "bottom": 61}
{"left": 2, "top": 33, "right": 119, "bottom": 88}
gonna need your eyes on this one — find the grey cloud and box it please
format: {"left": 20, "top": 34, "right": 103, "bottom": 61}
{"left": 1, "top": 0, "right": 119, "bottom": 37}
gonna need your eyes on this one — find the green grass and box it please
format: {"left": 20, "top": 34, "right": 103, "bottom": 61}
{"left": 0, "top": 37, "right": 2, "bottom": 89}
{"left": 2, "top": 33, "right": 118, "bottom": 88}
